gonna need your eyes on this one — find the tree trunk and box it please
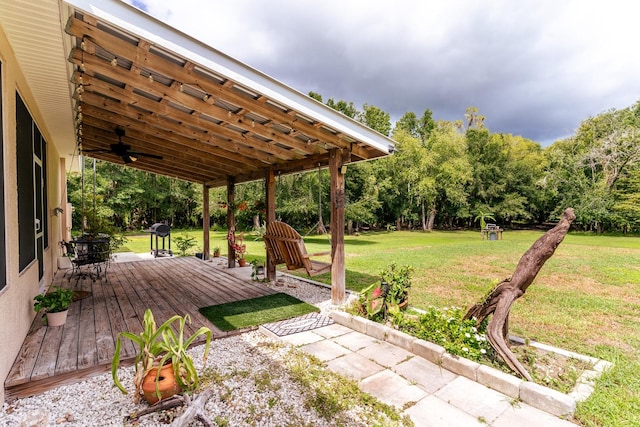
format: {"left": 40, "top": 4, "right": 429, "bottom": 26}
{"left": 464, "top": 208, "right": 576, "bottom": 381}
{"left": 421, "top": 201, "right": 427, "bottom": 231}
{"left": 427, "top": 206, "right": 436, "bottom": 232}
{"left": 347, "top": 219, "right": 354, "bottom": 235}
{"left": 253, "top": 214, "right": 261, "bottom": 230}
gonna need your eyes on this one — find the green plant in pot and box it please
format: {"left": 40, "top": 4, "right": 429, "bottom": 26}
{"left": 358, "top": 263, "right": 413, "bottom": 320}
{"left": 111, "top": 308, "right": 212, "bottom": 403}
{"left": 381, "top": 263, "right": 413, "bottom": 309}
{"left": 33, "top": 286, "right": 75, "bottom": 327}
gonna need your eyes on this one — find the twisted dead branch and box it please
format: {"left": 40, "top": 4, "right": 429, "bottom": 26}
{"left": 464, "top": 208, "right": 576, "bottom": 381}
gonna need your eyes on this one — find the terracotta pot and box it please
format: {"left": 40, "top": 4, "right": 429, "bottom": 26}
{"left": 46, "top": 310, "right": 68, "bottom": 327}
{"left": 142, "top": 363, "right": 181, "bottom": 404}
{"left": 398, "top": 299, "right": 409, "bottom": 311}
{"left": 238, "top": 258, "right": 247, "bottom": 267}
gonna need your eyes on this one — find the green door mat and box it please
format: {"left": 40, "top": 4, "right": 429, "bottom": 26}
{"left": 199, "top": 293, "right": 319, "bottom": 332}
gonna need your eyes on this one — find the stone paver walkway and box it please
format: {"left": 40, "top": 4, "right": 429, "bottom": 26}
{"left": 262, "top": 323, "right": 576, "bottom": 427}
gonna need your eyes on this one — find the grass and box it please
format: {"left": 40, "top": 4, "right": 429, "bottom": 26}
{"left": 199, "top": 293, "right": 318, "bottom": 331}
{"left": 119, "top": 228, "right": 640, "bottom": 426}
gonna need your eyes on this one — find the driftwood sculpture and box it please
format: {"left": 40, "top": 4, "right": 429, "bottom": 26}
{"left": 464, "top": 208, "right": 576, "bottom": 381}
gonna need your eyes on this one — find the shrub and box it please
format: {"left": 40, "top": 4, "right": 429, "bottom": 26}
{"left": 173, "top": 234, "right": 197, "bottom": 256}
{"left": 394, "top": 306, "right": 492, "bottom": 362}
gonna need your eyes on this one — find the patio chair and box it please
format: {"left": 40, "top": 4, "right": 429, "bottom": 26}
{"left": 58, "top": 241, "right": 75, "bottom": 279}
{"left": 69, "top": 237, "right": 112, "bottom": 281}
{"left": 263, "top": 221, "right": 331, "bottom": 277}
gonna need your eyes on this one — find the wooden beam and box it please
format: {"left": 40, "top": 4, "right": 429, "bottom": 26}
{"left": 329, "top": 149, "right": 349, "bottom": 304}
{"left": 203, "top": 185, "right": 210, "bottom": 260}
{"left": 66, "top": 17, "right": 374, "bottom": 157}
{"left": 69, "top": 60, "right": 312, "bottom": 160}
{"left": 76, "top": 86, "right": 284, "bottom": 167}
{"left": 226, "top": 177, "right": 235, "bottom": 268}
{"left": 202, "top": 152, "right": 332, "bottom": 188}
{"left": 79, "top": 115, "right": 251, "bottom": 173}
{"left": 265, "top": 169, "right": 276, "bottom": 282}
{"left": 80, "top": 124, "right": 235, "bottom": 180}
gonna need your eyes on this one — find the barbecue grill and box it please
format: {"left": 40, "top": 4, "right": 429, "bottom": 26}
{"left": 146, "top": 222, "right": 172, "bottom": 257}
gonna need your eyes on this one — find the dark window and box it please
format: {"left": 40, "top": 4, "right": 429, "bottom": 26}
{"left": 16, "top": 93, "right": 35, "bottom": 272}
{"left": 0, "top": 63, "right": 5, "bottom": 290}
{"left": 34, "top": 127, "right": 48, "bottom": 249}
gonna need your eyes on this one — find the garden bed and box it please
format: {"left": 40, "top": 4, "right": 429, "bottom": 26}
{"left": 330, "top": 310, "right": 611, "bottom": 418}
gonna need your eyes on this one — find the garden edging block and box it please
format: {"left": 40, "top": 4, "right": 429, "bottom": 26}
{"left": 411, "top": 339, "right": 445, "bottom": 364}
{"left": 385, "top": 327, "right": 417, "bottom": 349}
{"left": 441, "top": 353, "right": 479, "bottom": 381}
{"left": 477, "top": 364, "right": 522, "bottom": 398}
{"left": 520, "top": 381, "right": 577, "bottom": 418}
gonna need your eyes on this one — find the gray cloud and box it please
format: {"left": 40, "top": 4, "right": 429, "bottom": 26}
{"left": 130, "top": 0, "right": 640, "bottom": 145}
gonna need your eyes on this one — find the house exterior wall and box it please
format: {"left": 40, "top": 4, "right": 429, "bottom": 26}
{"left": 0, "top": 24, "right": 64, "bottom": 403}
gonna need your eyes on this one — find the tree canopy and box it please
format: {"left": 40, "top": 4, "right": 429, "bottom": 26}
{"left": 69, "top": 98, "right": 640, "bottom": 235}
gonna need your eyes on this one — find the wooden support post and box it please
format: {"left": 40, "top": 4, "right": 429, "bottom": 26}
{"left": 202, "top": 184, "right": 210, "bottom": 261}
{"left": 265, "top": 169, "right": 276, "bottom": 282}
{"left": 227, "top": 177, "right": 235, "bottom": 268}
{"left": 329, "top": 149, "right": 349, "bottom": 304}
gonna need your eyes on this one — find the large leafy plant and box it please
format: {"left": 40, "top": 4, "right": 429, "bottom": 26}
{"left": 111, "top": 309, "right": 212, "bottom": 402}
{"left": 381, "top": 263, "right": 413, "bottom": 306}
{"left": 359, "top": 263, "right": 413, "bottom": 320}
{"left": 33, "top": 286, "right": 75, "bottom": 314}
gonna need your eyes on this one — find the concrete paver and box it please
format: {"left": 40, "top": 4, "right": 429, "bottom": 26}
{"left": 435, "top": 376, "right": 514, "bottom": 423}
{"left": 356, "top": 339, "right": 414, "bottom": 367}
{"left": 277, "top": 329, "right": 324, "bottom": 346}
{"left": 326, "top": 352, "right": 385, "bottom": 380}
{"left": 300, "top": 338, "right": 351, "bottom": 361}
{"left": 312, "top": 323, "right": 352, "bottom": 338}
{"left": 406, "top": 395, "right": 487, "bottom": 427}
{"left": 359, "top": 369, "right": 429, "bottom": 409}
{"left": 492, "top": 401, "right": 576, "bottom": 427}
{"left": 392, "top": 356, "right": 457, "bottom": 394}
{"left": 332, "top": 331, "right": 379, "bottom": 351}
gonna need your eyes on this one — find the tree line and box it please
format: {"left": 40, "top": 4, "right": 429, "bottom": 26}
{"left": 67, "top": 96, "right": 640, "bottom": 235}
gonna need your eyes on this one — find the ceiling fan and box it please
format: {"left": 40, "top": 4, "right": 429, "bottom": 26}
{"left": 82, "top": 128, "right": 163, "bottom": 164}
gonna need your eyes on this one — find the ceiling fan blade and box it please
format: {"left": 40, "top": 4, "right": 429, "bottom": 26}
{"left": 129, "top": 151, "right": 163, "bottom": 160}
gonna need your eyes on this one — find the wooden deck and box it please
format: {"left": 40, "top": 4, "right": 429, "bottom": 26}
{"left": 4, "top": 256, "right": 276, "bottom": 400}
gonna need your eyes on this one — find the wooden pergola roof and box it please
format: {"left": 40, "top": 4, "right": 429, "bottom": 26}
{"left": 61, "top": 0, "right": 395, "bottom": 187}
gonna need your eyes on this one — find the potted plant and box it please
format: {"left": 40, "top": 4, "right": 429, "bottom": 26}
{"left": 213, "top": 246, "right": 221, "bottom": 257}
{"left": 358, "top": 263, "right": 413, "bottom": 320}
{"left": 227, "top": 230, "right": 247, "bottom": 267}
{"left": 381, "top": 263, "right": 413, "bottom": 309}
{"left": 33, "top": 286, "right": 75, "bottom": 327}
{"left": 111, "top": 308, "right": 212, "bottom": 404}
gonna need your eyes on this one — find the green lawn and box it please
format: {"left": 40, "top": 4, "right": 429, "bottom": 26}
{"left": 118, "top": 228, "right": 640, "bottom": 426}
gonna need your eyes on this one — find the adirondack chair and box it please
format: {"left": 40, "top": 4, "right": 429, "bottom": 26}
{"left": 263, "top": 221, "right": 331, "bottom": 277}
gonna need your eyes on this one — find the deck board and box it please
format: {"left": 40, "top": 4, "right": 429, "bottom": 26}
{"left": 4, "top": 257, "right": 276, "bottom": 400}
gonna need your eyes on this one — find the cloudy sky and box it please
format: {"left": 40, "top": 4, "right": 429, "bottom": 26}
{"left": 125, "top": 0, "right": 640, "bottom": 145}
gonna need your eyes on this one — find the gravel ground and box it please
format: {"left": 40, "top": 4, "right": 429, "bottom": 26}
{"left": 1, "top": 278, "right": 390, "bottom": 427}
